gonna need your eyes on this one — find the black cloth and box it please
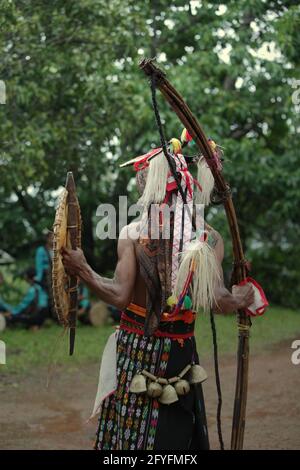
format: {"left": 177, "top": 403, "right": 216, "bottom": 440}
{"left": 9, "top": 307, "right": 48, "bottom": 328}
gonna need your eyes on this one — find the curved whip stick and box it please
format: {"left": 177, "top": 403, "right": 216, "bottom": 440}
{"left": 139, "top": 58, "right": 251, "bottom": 450}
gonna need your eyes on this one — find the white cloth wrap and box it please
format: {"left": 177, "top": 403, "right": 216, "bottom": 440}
{"left": 90, "top": 330, "right": 118, "bottom": 419}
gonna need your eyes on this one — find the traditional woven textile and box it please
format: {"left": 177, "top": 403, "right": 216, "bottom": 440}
{"left": 94, "top": 305, "right": 209, "bottom": 451}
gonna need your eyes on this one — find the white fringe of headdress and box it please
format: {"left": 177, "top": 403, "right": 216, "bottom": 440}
{"left": 195, "top": 158, "right": 215, "bottom": 206}
{"left": 138, "top": 150, "right": 169, "bottom": 207}
{"left": 174, "top": 239, "right": 220, "bottom": 312}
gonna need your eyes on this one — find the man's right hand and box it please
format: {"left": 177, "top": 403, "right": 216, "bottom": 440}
{"left": 232, "top": 284, "right": 255, "bottom": 310}
{"left": 61, "top": 247, "right": 88, "bottom": 277}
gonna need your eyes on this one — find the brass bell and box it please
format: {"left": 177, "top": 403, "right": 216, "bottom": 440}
{"left": 129, "top": 373, "right": 147, "bottom": 394}
{"left": 147, "top": 381, "right": 163, "bottom": 398}
{"left": 158, "top": 384, "right": 179, "bottom": 405}
{"left": 189, "top": 364, "right": 208, "bottom": 384}
{"left": 174, "top": 379, "right": 190, "bottom": 396}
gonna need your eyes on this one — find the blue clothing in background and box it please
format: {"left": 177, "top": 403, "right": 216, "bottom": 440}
{"left": 79, "top": 285, "right": 91, "bottom": 310}
{"left": 35, "top": 246, "right": 52, "bottom": 283}
{"left": 12, "top": 283, "right": 48, "bottom": 316}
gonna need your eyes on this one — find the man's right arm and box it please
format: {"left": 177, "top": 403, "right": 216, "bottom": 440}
{"left": 62, "top": 226, "right": 137, "bottom": 310}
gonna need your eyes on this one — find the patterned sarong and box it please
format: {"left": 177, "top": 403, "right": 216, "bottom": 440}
{"left": 94, "top": 303, "right": 209, "bottom": 451}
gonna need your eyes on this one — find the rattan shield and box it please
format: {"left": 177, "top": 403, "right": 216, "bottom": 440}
{"left": 52, "top": 172, "right": 81, "bottom": 354}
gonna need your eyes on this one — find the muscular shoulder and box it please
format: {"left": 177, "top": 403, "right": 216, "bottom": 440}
{"left": 117, "top": 225, "right": 137, "bottom": 276}
{"left": 118, "top": 224, "right": 139, "bottom": 255}
{"left": 119, "top": 222, "right": 140, "bottom": 242}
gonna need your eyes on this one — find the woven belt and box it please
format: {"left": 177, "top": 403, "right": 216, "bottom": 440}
{"left": 120, "top": 303, "right": 196, "bottom": 339}
{"left": 127, "top": 302, "right": 196, "bottom": 323}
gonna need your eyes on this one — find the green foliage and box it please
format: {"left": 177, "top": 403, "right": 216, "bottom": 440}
{"left": 0, "top": 264, "right": 28, "bottom": 305}
{"left": 197, "top": 305, "right": 300, "bottom": 358}
{"left": 0, "top": 322, "right": 114, "bottom": 374}
{"left": 1, "top": 306, "right": 299, "bottom": 374}
{"left": 0, "top": 1, "right": 299, "bottom": 306}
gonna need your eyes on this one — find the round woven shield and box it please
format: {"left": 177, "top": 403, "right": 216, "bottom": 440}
{"left": 52, "top": 188, "right": 70, "bottom": 326}
{"left": 52, "top": 172, "right": 81, "bottom": 353}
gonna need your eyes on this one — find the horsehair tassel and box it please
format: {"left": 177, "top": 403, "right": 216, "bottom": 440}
{"left": 195, "top": 158, "right": 215, "bottom": 206}
{"left": 175, "top": 239, "right": 220, "bottom": 313}
{"left": 190, "top": 258, "right": 196, "bottom": 273}
{"left": 138, "top": 150, "right": 169, "bottom": 207}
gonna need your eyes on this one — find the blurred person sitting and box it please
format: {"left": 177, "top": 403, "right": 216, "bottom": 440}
{"left": 35, "top": 231, "right": 54, "bottom": 317}
{"left": 77, "top": 282, "right": 91, "bottom": 324}
{"left": 35, "top": 231, "right": 53, "bottom": 289}
{"left": 0, "top": 272, "right": 13, "bottom": 315}
{"left": 7, "top": 267, "right": 49, "bottom": 329}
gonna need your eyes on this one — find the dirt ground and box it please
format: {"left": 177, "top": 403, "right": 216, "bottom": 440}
{"left": 0, "top": 340, "right": 299, "bottom": 450}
